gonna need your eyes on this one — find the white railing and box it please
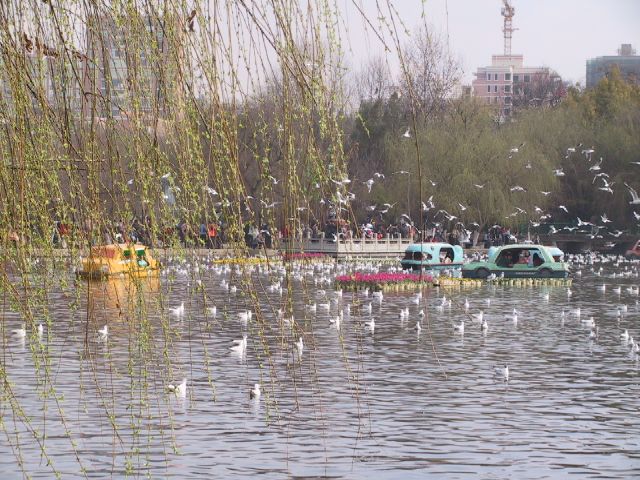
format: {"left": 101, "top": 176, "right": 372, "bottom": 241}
{"left": 283, "top": 235, "right": 414, "bottom": 257}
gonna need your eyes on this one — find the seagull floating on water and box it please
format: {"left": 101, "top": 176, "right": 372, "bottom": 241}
{"left": 170, "top": 302, "right": 185, "bottom": 316}
{"left": 366, "top": 318, "right": 376, "bottom": 333}
{"left": 495, "top": 365, "right": 509, "bottom": 381}
{"left": 250, "top": 383, "right": 261, "bottom": 399}
{"left": 98, "top": 325, "right": 108, "bottom": 338}
{"left": 167, "top": 378, "right": 187, "bottom": 397}
{"left": 231, "top": 335, "right": 247, "bottom": 354}
{"left": 12, "top": 324, "right": 26, "bottom": 338}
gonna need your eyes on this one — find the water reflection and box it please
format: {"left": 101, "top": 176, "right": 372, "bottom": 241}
{"left": 0, "top": 260, "right": 639, "bottom": 478}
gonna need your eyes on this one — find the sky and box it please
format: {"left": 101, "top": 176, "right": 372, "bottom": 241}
{"left": 340, "top": 0, "right": 640, "bottom": 86}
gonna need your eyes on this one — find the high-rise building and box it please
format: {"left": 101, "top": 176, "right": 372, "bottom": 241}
{"left": 586, "top": 44, "right": 640, "bottom": 88}
{"left": 82, "top": 11, "right": 190, "bottom": 121}
{"left": 472, "top": 55, "right": 563, "bottom": 117}
{"left": 470, "top": 1, "right": 563, "bottom": 117}
{"left": 0, "top": 33, "right": 84, "bottom": 115}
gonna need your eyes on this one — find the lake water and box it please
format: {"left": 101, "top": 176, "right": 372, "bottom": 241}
{"left": 1, "top": 257, "right": 639, "bottom": 478}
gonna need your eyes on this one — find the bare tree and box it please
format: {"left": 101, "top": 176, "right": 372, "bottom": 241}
{"left": 352, "top": 55, "right": 393, "bottom": 103}
{"left": 399, "top": 26, "right": 461, "bottom": 120}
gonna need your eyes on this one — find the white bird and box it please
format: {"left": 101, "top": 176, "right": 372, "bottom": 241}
{"left": 553, "top": 168, "right": 565, "bottom": 177}
{"left": 170, "top": 302, "right": 185, "bottom": 316}
{"left": 480, "top": 319, "right": 488, "bottom": 332}
{"left": 581, "top": 316, "right": 595, "bottom": 327}
{"left": 167, "top": 378, "right": 187, "bottom": 397}
{"left": 238, "top": 310, "right": 252, "bottom": 322}
{"left": 363, "top": 178, "right": 374, "bottom": 193}
{"left": 295, "top": 337, "right": 304, "bottom": 356}
{"left": 624, "top": 183, "right": 640, "bottom": 205}
{"left": 495, "top": 365, "right": 509, "bottom": 381}
{"left": 231, "top": 335, "right": 248, "bottom": 354}
{"left": 366, "top": 318, "right": 376, "bottom": 333}
{"left": 12, "top": 324, "right": 26, "bottom": 338}
{"left": 621, "top": 330, "right": 629, "bottom": 342}
{"left": 418, "top": 309, "right": 425, "bottom": 318}
{"left": 207, "top": 306, "right": 217, "bottom": 316}
{"left": 558, "top": 205, "right": 569, "bottom": 213}
{"left": 37, "top": 323, "right": 44, "bottom": 337}
{"left": 329, "top": 315, "right": 341, "bottom": 329}
{"left": 463, "top": 298, "right": 470, "bottom": 311}
{"left": 402, "top": 127, "right": 411, "bottom": 138}
{"left": 453, "top": 321, "right": 464, "bottom": 334}
{"left": 250, "top": 383, "right": 261, "bottom": 399}
{"left": 98, "top": 324, "right": 108, "bottom": 338}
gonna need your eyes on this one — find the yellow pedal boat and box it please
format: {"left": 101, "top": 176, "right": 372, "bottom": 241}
{"left": 78, "top": 244, "right": 160, "bottom": 279}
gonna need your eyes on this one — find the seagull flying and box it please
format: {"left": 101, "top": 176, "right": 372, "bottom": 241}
{"left": 624, "top": 183, "right": 640, "bottom": 205}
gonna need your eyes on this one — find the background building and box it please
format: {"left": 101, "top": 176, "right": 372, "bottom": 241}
{"left": 472, "top": 55, "right": 563, "bottom": 117}
{"left": 470, "top": 0, "right": 563, "bottom": 117}
{"left": 586, "top": 44, "right": 640, "bottom": 88}
{"left": 82, "top": 11, "right": 190, "bottom": 121}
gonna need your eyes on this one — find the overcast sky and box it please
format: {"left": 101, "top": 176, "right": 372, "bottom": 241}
{"left": 341, "top": 0, "right": 640, "bottom": 86}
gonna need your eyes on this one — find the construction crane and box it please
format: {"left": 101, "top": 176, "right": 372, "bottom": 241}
{"left": 501, "top": 0, "right": 516, "bottom": 56}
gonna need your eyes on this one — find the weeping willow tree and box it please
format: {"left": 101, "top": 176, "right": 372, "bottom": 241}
{"left": 0, "top": 0, "right": 371, "bottom": 476}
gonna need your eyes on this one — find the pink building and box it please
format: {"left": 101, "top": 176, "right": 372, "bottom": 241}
{"left": 471, "top": 54, "right": 562, "bottom": 117}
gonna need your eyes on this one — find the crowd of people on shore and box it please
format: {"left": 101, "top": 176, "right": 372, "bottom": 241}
{"left": 16, "top": 215, "right": 531, "bottom": 250}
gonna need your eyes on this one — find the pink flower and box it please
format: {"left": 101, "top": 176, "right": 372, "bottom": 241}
{"left": 335, "top": 272, "right": 433, "bottom": 285}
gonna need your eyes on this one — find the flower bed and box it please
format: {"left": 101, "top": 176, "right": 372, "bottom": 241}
{"left": 335, "top": 272, "right": 435, "bottom": 292}
{"left": 211, "top": 257, "right": 269, "bottom": 265}
{"left": 435, "top": 277, "right": 573, "bottom": 288}
{"left": 281, "top": 252, "right": 328, "bottom": 261}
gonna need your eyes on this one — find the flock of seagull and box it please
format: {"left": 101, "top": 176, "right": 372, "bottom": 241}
{"left": 145, "top": 250, "right": 638, "bottom": 399}
{"left": 174, "top": 140, "right": 640, "bottom": 241}
{"left": 7, "top": 249, "right": 639, "bottom": 401}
